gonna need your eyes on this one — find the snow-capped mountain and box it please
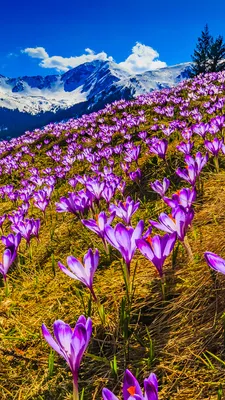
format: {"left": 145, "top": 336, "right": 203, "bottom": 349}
{"left": 0, "top": 60, "right": 192, "bottom": 138}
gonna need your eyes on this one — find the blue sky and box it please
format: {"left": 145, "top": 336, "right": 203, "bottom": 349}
{"left": 1, "top": 0, "right": 225, "bottom": 77}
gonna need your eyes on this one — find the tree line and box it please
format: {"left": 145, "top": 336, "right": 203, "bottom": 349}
{"left": 191, "top": 24, "right": 225, "bottom": 76}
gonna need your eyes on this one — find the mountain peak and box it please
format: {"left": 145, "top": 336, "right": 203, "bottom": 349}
{"left": 0, "top": 60, "right": 192, "bottom": 138}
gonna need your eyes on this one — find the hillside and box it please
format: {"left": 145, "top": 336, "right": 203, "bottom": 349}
{"left": 1, "top": 70, "right": 225, "bottom": 400}
{"left": 0, "top": 61, "right": 191, "bottom": 138}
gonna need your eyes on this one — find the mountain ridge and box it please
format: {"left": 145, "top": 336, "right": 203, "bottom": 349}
{"left": 0, "top": 60, "right": 192, "bottom": 138}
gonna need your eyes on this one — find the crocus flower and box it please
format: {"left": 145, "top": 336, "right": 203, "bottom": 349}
{"left": 204, "top": 252, "right": 225, "bottom": 274}
{"left": 182, "top": 127, "right": 193, "bottom": 141}
{"left": 0, "top": 214, "right": 6, "bottom": 230}
{"left": 101, "top": 185, "right": 115, "bottom": 205}
{"left": 204, "top": 137, "right": 223, "bottom": 157}
{"left": 124, "top": 145, "right": 141, "bottom": 163}
{"left": 56, "top": 191, "right": 91, "bottom": 216}
{"left": 121, "top": 162, "right": 130, "bottom": 175}
{"left": 149, "top": 138, "right": 168, "bottom": 160}
{"left": 68, "top": 177, "right": 78, "bottom": 188}
{"left": 11, "top": 218, "right": 40, "bottom": 243}
{"left": 86, "top": 179, "right": 106, "bottom": 202}
{"left": 192, "top": 123, "right": 209, "bottom": 138}
{"left": 176, "top": 165, "right": 197, "bottom": 186}
{"left": 163, "top": 187, "right": 196, "bottom": 211}
{"left": 117, "top": 180, "right": 126, "bottom": 195}
{"left": 176, "top": 152, "right": 208, "bottom": 187}
{"left": 136, "top": 232, "right": 177, "bottom": 277}
{"left": 58, "top": 249, "right": 99, "bottom": 300}
{"left": 42, "top": 316, "right": 92, "bottom": 399}
{"left": 33, "top": 190, "right": 50, "bottom": 213}
{"left": 82, "top": 212, "right": 115, "bottom": 241}
{"left": 1, "top": 232, "right": 21, "bottom": 256}
{"left": 129, "top": 168, "right": 141, "bottom": 182}
{"left": 8, "top": 211, "right": 24, "bottom": 225}
{"left": 185, "top": 152, "right": 209, "bottom": 175}
{"left": 31, "top": 218, "right": 41, "bottom": 239}
{"left": 150, "top": 178, "right": 170, "bottom": 197}
{"left": 109, "top": 196, "right": 140, "bottom": 225}
{"left": 210, "top": 115, "right": 225, "bottom": 132}
{"left": 102, "top": 369, "right": 158, "bottom": 400}
{"left": 149, "top": 206, "right": 194, "bottom": 241}
{"left": 176, "top": 141, "right": 194, "bottom": 155}
{"left": 105, "top": 221, "right": 144, "bottom": 275}
{"left": 0, "top": 248, "right": 16, "bottom": 282}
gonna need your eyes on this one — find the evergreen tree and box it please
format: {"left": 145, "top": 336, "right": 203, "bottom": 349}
{"left": 208, "top": 35, "right": 225, "bottom": 72}
{"left": 190, "top": 24, "right": 213, "bottom": 76}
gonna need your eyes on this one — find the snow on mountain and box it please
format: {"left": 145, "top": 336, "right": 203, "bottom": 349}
{"left": 0, "top": 60, "right": 192, "bottom": 138}
{"left": 128, "top": 62, "right": 192, "bottom": 95}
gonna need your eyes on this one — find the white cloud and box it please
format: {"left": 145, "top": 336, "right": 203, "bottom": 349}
{"left": 21, "top": 42, "right": 167, "bottom": 74}
{"left": 40, "top": 52, "right": 113, "bottom": 72}
{"left": 22, "top": 47, "right": 113, "bottom": 72}
{"left": 85, "top": 48, "right": 95, "bottom": 55}
{"left": 22, "top": 47, "right": 49, "bottom": 59}
{"left": 118, "top": 42, "right": 167, "bottom": 74}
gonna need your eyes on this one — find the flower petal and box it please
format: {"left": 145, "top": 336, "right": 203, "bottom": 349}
{"left": 204, "top": 252, "right": 225, "bottom": 274}
{"left": 102, "top": 388, "right": 119, "bottom": 400}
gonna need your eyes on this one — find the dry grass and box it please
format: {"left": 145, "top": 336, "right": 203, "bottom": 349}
{"left": 1, "top": 96, "right": 225, "bottom": 399}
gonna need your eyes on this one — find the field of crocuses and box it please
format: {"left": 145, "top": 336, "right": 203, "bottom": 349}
{"left": 2, "top": 71, "right": 225, "bottom": 399}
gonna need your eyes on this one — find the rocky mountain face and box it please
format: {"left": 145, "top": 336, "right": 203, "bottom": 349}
{"left": 0, "top": 60, "right": 192, "bottom": 138}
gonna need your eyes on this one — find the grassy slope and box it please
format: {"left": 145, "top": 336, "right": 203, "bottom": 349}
{"left": 0, "top": 78, "right": 225, "bottom": 399}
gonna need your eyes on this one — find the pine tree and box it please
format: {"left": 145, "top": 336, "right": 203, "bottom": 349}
{"left": 208, "top": 35, "right": 225, "bottom": 72}
{"left": 190, "top": 24, "right": 213, "bottom": 76}
{"left": 191, "top": 25, "right": 225, "bottom": 76}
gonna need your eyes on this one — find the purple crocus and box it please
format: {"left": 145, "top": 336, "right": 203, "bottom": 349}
{"left": 163, "top": 187, "right": 196, "bottom": 211}
{"left": 58, "top": 249, "right": 99, "bottom": 300}
{"left": 82, "top": 212, "right": 115, "bottom": 242}
{"left": 1, "top": 232, "right": 21, "bottom": 261}
{"left": 0, "top": 249, "right": 15, "bottom": 282}
{"left": 129, "top": 168, "right": 141, "bottom": 182}
{"left": 210, "top": 115, "right": 225, "bottom": 132}
{"left": 185, "top": 152, "right": 209, "bottom": 175}
{"left": 204, "top": 252, "right": 225, "bottom": 274}
{"left": 124, "top": 145, "right": 141, "bottom": 164}
{"left": 149, "top": 206, "right": 194, "bottom": 241}
{"left": 56, "top": 191, "right": 91, "bottom": 216}
{"left": 1, "top": 232, "right": 21, "bottom": 249}
{"left": 86, "top": 179, "right": 106, "bottom": 202}
{"left": 136, "top": 232, "right": 177, "bottom": 277}
{"left": 0, "top": 214, "right": 6, "bottom": 231}
{"left": 42, "top": 316, "right": 92, "bottom": 400}
{"left": 33, "top": 190, "right": 50, "bottom": 213}
{"left": 192, "top": 123, "right": 209, "bottom": 138}
{"left": 8, "top": 211, "right": 24, "bottom": 225}
{"left": 176, "top": 141, "right": 194, "bottom": 155}
{"left": 176, "top": 165, "right": 197, "bottom": 186}
{"left": 104, "top": 221, "right": 144, "bottom": 276}
{"left": 176, "top": 152, "right": 208, "bottom": 186}
{"left": 109, "top": 196, "right": 140, "bottom": 225}
{"left": 121, "top": 162, "right": 130, "bottom": 175}
{"left": 68, "top": 177, "right": 78, "bottom": 189}
{"left": 11, "top": 218, "right": 40, "bottom": 243}
{"left": 102, "top": 369, "right": 158, "bottom": 400}
{"left": 150, "top": 178, "right": 170, "bottom": 197}
{"left": 101, "top": 185, "right": 115, "bottom": 205}
{"left": 149, "top": 138, "right": 168, "bottom": 160}
{"left": 204, "top": 137, "right": 223, "bottom": 157}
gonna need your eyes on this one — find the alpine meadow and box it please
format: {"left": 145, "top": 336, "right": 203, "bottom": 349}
{"left": 2, "top": 15, "right": 225, "bottom": 400}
